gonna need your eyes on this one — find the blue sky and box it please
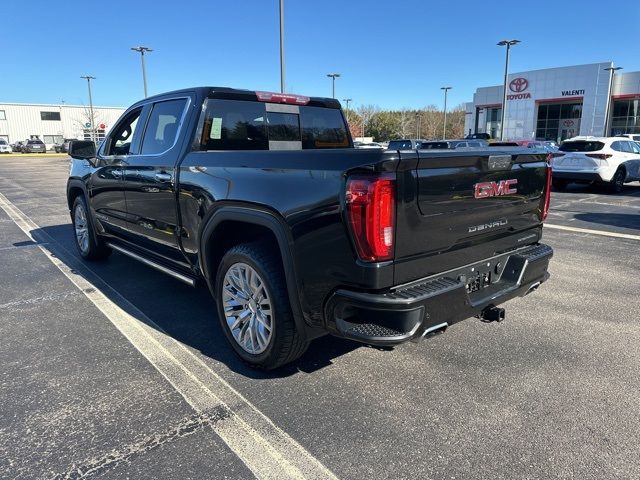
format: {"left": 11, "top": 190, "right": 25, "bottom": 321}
{"left": 2, "top": 0, "right": 638, "bottom": 110}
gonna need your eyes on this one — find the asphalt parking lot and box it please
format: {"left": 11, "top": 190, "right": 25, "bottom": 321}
{"left": 1, "top": 155, "right": 639, "bottom": 479}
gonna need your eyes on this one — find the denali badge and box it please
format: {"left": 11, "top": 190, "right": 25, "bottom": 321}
{"left": 474, "top": 179, "right": 518, "bottom": 199}
{"left": 468, "top": 219, "right": 508, "bottom": 233}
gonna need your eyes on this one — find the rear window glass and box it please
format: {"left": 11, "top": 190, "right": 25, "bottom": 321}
{"left": 0, "top": 140, "right": 7, "bottom": 145}
{"left": 559, "top": 141, "right": 604, "bottom": 152}
{"left": 388, "top": 140, "right": 413, "bottom": 150}
{"left": 27, "top": 140, "right": 44, "bottom": 144}
{"left": 197, "top": 99, "right": 349, "bottom": 151}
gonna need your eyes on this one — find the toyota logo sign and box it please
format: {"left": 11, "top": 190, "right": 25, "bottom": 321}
{"left": 509, "top": 77, "right": 529, "bottom": 93}
{"left": 563, "top": 119, "right": 575, "bottom": 127}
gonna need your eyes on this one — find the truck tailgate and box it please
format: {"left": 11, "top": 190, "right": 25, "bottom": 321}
{"left": 394, "top": 148, "right": 549, "bottom": 285}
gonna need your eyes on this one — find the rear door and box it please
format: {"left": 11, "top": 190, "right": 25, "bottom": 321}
{"left": 120, "top": 96, "right": 191, "bottom": 264}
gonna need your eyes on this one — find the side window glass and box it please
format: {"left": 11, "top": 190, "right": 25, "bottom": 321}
{"left": 107, "top": 109, "right": 142, "bottom": 156}
{"left": 622, "top": 141, "right": 634, "bottom": 153}
{"left": 610, "top": 141, "right": 621, "bottom": 152}
{"left": 630, "top": 142, "right": 640, "bottom": 154}
{"left": 141, "top": 99, "right": 187, "bottom": 155}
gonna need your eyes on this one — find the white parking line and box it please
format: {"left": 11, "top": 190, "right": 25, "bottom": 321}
{"left": 0, "top": 191, "right": 337, "bottom": 480}
{"left": 545, "top": 223, "right": 640, "bottom": 241}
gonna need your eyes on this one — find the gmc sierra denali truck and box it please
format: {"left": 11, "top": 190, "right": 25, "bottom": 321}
{"left": 67, "top": 87, "right": 553, "bottom": 369}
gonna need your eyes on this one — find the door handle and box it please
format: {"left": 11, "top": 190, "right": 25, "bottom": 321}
{"left": 155, "top": 172, "right": 172, "bottom": 182}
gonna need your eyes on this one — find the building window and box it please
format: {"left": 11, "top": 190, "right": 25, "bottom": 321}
{"left": 40, "top": 111, "right": 61, "bottom": 121}
{"left": 43, "top": 135, "right": 63, "bottom": 145}
{"left": 0, "top": 110, "right": 5, "bottom": 120}
{"left": 536, "top": 102, "right": 582, "bottom": 142}
{"left": 610, "top": 98, "right": 640, "bottom": 135}
{"left": 482, "top": 107, "right": 501, "bottom": 139}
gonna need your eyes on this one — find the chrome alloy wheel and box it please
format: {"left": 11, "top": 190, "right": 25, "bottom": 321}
{"left": 74, "top": 203, "right": 90, "bottom": 254}
{"left": 222, "top": 262, "right": 273, "bottom": 355}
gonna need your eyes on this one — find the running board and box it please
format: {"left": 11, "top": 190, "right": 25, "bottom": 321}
{"left": 106, "top": 242, "right": 197, "bottom": 287}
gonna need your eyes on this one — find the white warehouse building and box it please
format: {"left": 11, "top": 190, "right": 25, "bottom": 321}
{"left": 464, "top": 61, "right": 640, "bottom": 143}
{"left": 0, "top": 103, "right": 126, "bottom": 149}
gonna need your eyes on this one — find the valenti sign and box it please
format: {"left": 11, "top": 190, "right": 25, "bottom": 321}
{"left": 507, "top": 78, "right": 531, "bottom": 100}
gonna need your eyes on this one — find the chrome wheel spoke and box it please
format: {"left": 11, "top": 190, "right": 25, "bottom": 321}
{"left": 222, "top": 262, "right": 273, "bottom": 355}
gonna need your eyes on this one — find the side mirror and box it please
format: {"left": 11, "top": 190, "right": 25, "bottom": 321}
{"left": 68, "top": 140, "right": 96, "bottom": 160}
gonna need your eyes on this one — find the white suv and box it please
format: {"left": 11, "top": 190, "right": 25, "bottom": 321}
{"left": 552, "top": 136, "right": 640, "bottom": 193}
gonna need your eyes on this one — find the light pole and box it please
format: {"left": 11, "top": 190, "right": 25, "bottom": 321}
{"left": 279, "top": 0, "right": 285, "bottom": 93}
{"left": 603, "top": 66, "right": 622, "bottom": 136}
{"left": 343, "top": 98, "right": 352, "bottom": 123}
{"left": 327, "top": 73, "right": 340, "bottom": 98}
{"left": 441, "top": 86, "right": 452, "bottom": 139}
{"left": 497, "top": 39, "right": 520, "bottom": 141}
{"left": 80, "top": 75, "right": 96, "bottom": 144}
{"left": 131, "top": 46, "right": 153, "bottom": 98}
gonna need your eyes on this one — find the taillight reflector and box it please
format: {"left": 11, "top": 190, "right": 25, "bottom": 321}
{"left": 346, "top": 174, "right": 396, "bottom": 262}
{"left": 585, "top": 153, "right": 613, "bottom": 160}
{"left": 542, "top": 155, "right": 552, "bottom": 221}
{"left": 255, "top": 91, "right": 310, "bottom": 105}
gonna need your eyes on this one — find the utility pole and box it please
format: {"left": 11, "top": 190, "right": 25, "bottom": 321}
{"left": 603, "top": 65, "right": 622, "bottom": 136}
{"left": 327, "top": 73, "right": 340, "bottom": 98}
{"left": 131, "top": 46, "right": 153, "bottom": 98}
{"left": 279, "top": 0, "right": 285, "bottom": 93}
{"left": 441, "top": 86, "right": 452, "bottom": 139}
{"left": 497, "top": 39, "right": 520, "bottom": 141}
{"left": 80, "top": 75, "right": 96, "bottom": 144}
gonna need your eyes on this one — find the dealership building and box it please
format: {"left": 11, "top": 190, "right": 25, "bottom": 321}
{"left": 464, "top": 62, "right": 640, "bottom": 142}
{"left": 0, "top": 103, "right": 126, "bottom": 149}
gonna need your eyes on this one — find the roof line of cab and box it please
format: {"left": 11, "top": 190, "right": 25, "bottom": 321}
{"left": 130, "top": 86, "right": 341, "bottom": 109}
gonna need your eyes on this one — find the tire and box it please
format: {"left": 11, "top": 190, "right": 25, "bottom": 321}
{"left": 552, "top": 179, "right": 568, "bottom": 191}
{"left": 71, "top": 195, "right": 111, "bottom": 260}
{"left": 607, "top": 168, "right": 626, "bottom": 194}
{"left": 215, "top": 242, "right": 308, "bottom": 369}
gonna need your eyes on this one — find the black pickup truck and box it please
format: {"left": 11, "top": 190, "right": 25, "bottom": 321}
{"left": 67, "top": 87, "right": 553, "bottom": 369}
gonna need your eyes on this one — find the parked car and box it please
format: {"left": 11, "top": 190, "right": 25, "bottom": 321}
{"left": 419, "top": 140, "right": 487, "bottom": 149}
{"left": 54, "top": 138, "right": 77, "bottom": 153}
{"left": 12, "top": 141, "right": 25, "bottom": 152}
{"left": 552, "top": 137, "right": 640, "bottom": 192}
{"left": 387, "top": 139, "right": 425, "bottom": 150}
{"left": 356, "top": 142, "right": 385, "bottom": 149}
{"left": 0, "top": 139, "right": 12, "bottom": 154}
{"left": 615, "top": 133, "right": 640, "bottom": 142}
{"left": 22, "top": 139, "right": 47, "bottom": 154}
{"left": 67, "top": 86, "right": 553, "bottom": 369}
{"left": 465, "top": 132, "right": 492, "bottom": 141}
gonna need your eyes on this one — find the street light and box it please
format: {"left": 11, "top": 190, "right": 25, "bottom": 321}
{"left": 80, "top": 75, "right": 96, "bottom": 144}
{"left": 343, "top": 98, "right": 352, "bottom": 123}
{"left": 279, "top": 0, "right": 285, "bottom": 93}
{"left": 131, "top": 46, "right": 153, "bottom": 98}
{"left": 441, "top": 86, "right": 452, "bottom": 139}
{"left": 497, "top": 39, "right": 520, "bottom": 141}
{"left": 327, "top": 73, "right": 340, "bottom": 98}
{"left": 604, "top": 66, "right": 623, "bottom": 136}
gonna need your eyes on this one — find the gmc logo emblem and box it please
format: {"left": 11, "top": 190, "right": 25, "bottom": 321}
{"left": 474, "top": 179, "right": 518, "bottom": 198}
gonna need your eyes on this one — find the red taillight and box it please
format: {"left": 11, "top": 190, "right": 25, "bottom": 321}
{"left": 346, "top": 174, "right": 396, "bottom": 262}
{"left": 255, "top": 91, "right": 310, "bottom": 105}
{"left": 585, "top": 153, "right": 613, "bottom": 160}
{"left": 541, "top": 155, "right": 552, "bottom": 221}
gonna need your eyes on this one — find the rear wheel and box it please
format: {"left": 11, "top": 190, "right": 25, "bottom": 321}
{"left": 607, "top": 168, "right": 626, "bottom": 193}
{"left": 71, "top": 195, "right": 111, "bottom": 260}
{"left": 552, "top": 179, "right": 568, "bottom": 191}
{"left": 215, "top": 243, "right": 308, "bottom": 369}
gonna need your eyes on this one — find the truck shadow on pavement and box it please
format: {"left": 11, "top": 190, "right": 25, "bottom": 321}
{"left": 572, "top": 213, "right": 640, "bottom": 231}
{"left": 36, "top": 224, "right": 377, "bottom": 379}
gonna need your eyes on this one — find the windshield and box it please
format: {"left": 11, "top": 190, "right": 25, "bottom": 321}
{"left": 27, "top": 140, "right": 44, "bottom": 145}
{"left": 0, "top": 140, "right": 7, "bottom": 145}
{"left": 559, "top": 141, "right": 604, "bottom": 152}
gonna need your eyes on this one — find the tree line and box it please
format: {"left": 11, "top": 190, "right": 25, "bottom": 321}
{"left": 344, "top": 104, "right": 467, "bottom": 141}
